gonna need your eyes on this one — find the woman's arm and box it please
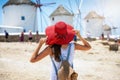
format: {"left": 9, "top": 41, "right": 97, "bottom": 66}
{"left": 74, "top": 30, "right": 91, "bottom": 50}
{"left": 30, "top": 38, "right": 52, "bottom": 63}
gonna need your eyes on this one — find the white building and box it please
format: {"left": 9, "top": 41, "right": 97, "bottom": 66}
{"left": 84, "top": 11, "right": 104, "bottom": 37}
{"left": 0, "top": 25, "right": 23, "bottom": 33}
{"left": 2, "top": 0, "right": 38, "bottom": 33}
{"left": 49, "top": 5, "right": 74, "bottom": 26}
{"left": 103, "top": 24, "right": 111, "bottom": 35}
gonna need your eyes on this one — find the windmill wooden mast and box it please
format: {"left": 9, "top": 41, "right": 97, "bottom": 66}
{"left": 34, "top": 0, "right": 56, "bottom": 32}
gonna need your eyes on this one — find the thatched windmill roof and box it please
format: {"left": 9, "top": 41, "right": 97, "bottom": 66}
{"left": 3, "top": 0, "right": 36, "bottom": 8}
{"left": 84, "top": 11, "right": 104, "bottom": 19}
{"left": 50, "top": 5, "right": 74, "bottom": 17}
{"left": 103, "top": 24, "right": 111, "bottom": 31}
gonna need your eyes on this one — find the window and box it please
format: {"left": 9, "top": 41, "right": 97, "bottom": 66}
{"left": 87, "top": 20, "right": 89, "bottom": 22}
{"left": 52, "top": 17, "right": 54, "bottom": 21}
{"left": 21, "top": 16, "right": 25, "bottom": 20}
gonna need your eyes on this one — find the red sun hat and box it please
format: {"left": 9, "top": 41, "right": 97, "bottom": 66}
{"left": 45, "top": 21, "right": 75, "bottom": 45}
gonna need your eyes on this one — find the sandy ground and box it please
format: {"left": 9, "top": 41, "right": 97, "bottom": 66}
{"left": 0, "top": 40, "right": 120, "bottom": 80}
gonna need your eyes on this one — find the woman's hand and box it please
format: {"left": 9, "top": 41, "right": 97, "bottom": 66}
{"left": 73, "top": 30, "right": 81, "bottom": 37}
{"left": 73, "top": 30, "right": 91, "bottom": 50}
{"left": 39, "top": 38, "right": 46, "bottom": 45}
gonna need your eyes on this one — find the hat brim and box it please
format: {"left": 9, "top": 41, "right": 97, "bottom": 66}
{"left": 45, "top": 24, "right": 75, "bottom": 45}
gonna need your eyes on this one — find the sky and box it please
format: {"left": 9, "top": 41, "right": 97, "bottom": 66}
{"left": 0, "top": 0, "right": 120, "bottom": 35}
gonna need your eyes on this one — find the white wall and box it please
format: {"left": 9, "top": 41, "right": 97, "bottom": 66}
{"left": 103, "top": 30, "right": 111, "bottom": 35}
{"left": 3, "top": 4, "right": 37, "bottom": 32}
{"left": 0, "top": 25, "right": 23, "bottom": 33}
{"left": 85, "top": 19, "right": 104, "bottom": 37}
{"left": 50, "top": 15, "right": 73, "bottom": 26}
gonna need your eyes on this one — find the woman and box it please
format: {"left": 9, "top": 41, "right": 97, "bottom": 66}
{"left": 30, "top": 21, "right": 91, "bottom": 80}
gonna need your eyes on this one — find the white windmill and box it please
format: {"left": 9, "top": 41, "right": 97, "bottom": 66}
{"left": 2, "top": 0, "right": 55, "bottom": 33}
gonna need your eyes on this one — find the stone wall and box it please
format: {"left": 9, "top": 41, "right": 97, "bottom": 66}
{"left": 0, "top": 33, "right": 118, "bottom": 42}
{"left": 0, "top": 34, "right": 46, "bottom": 42}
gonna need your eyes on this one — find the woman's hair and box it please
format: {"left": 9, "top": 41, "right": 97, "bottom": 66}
{"left": 51, "top": 44, "right": 61, "bottom": 62}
